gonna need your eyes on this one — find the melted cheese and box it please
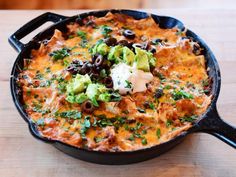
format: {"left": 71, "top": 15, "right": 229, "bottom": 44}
{"left": 17, "top": 12, "right": 212, "bottom": 152}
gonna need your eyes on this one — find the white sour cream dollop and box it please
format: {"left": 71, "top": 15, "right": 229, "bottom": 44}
{"left": 110, "top": 63, "right": 153, "bottom": 95}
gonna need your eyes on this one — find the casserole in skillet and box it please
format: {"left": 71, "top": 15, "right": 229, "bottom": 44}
{"left": 9, "top": 10, "right": 235, "bottom": 164}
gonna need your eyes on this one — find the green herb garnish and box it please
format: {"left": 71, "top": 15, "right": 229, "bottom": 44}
{"left": 141, "top": 138, "right": 147, "bottom": 145}
{"left": 172, "top": 89, "right": 193, "bottom": 100}
{"left": 180, "top": 115, "right": 198, "bottom": 123}
{"left": 101, "top": 25, "right": 112, "bottom": 37}
{"left": 125, "top": 80, "right": 132, "bottom": 88}
{"left": 80, "top": 116, "right": 91, "bottom": 138}
{"left": 156, "top": 128, "right": 161, "bottom": 139}
{"left": 49, "top": 48, "right": 70, "bottom": 60}
{"left": 94, "top": 137, "right": 104, "bottom": 143}
{"left": 166, "top": 119, "right": 173, "bottom": 128}
{"left": 55, "top": 110, "right": 82, "bottom": 119}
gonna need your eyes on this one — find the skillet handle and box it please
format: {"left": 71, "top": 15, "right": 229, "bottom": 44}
{"left": 8, "top": 12, "right": 67, "bottom": 53}
{"left": 197, "top": 106, "right": 236, "bottom": 148}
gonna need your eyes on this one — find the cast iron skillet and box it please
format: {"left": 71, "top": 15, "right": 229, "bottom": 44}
{"left": 8, "top": 9, "right": 236, "bottom": 165}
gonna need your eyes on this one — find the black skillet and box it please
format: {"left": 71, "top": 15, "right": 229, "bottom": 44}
{"left": 8, "top": 9, "right": 236, "bottom": 165}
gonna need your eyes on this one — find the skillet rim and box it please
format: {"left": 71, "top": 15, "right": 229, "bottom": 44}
{"left": 9, "top": 9, "right": 221, "bottom": 155}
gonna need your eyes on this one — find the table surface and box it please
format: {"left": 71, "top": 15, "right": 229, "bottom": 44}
{"left": 0, "top": 9, "right": 235, "bottom": 177}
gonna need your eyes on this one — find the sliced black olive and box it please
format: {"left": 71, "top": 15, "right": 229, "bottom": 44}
{"left": 90, "top": 72, "right": 100, "bottom": 81}
{"left": 72, "top": 60, "right": 79, "bottom": 64}
{"left": 42, "top": 39, "right": 49, "bottom": 45}
{"left": 117, "top": 40, "right": 133, "bottom": 49}
{"left": 132, "top": 42, "right": 149, "bottom": 51}
{"left": 92, "top": 54, "right": 98, "bottom": 63}
{"left": 193, "top": 43, "right": 201, "bottom": 55}
{"left": 94, "top": 55, "right": 104, "bottom": 67}
{"left": 123, "top": 29, "right": 135, "bottom": 39}
{"left": 132, "top": 43, "right": 143, "bottom": 49}
{"left": 80, "top": 62, "right": 94, "bottom": 75}
{"left": 81, "top": 100, "right": 95, "bottom": 113}
{"left": 66, "top": 65, "right": 77, "bottom": 75}
{"left": 149, "top": 46, "right": 156, "bottom": 54}
{"left": 154, "top": 88, "right": 164, "bottom": 99}
{"left": 142, "top": 42, "right": 149, "bottom": 50}
{"left": 118, "top": 40, "right": 129, "bottom": 47}
{"left": 151, "top": 38, "right": 162, "bottom": 45}
{"left": 126, "top": 119, "right": 136, "bottom": 124}
{"left": 143, "top": 101, "right": 150, "bottom": 109}
{"left": 103, "top": 76, "right": 113, "bottom": 88}
{"left": 72, "top": 59, "right": 83, "bottom": 66}
{"left": 104, "top": 37, "right": 117, "bottom": 46}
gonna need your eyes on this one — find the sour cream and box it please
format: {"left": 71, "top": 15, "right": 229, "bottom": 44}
{"left": 110, "top": 63, "right": 153, "bottom": 95}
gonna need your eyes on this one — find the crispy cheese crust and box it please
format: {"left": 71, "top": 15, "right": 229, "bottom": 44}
{"left": 17, "top": 12, "right": 211, "bottom": 152}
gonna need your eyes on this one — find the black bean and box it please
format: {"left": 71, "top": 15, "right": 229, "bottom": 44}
{"left": 123, "top": 29, "right": 135, "bottom": 39}
{"left": 104, "top": 37, "right": 117, "bottom": 46}
{"left": 81, "top": 100, "right": 95, "bottom": 113}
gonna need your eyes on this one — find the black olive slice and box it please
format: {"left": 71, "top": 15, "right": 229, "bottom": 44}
{"left": 123, "top": 29, "right": 135, "bottom": 39}
{"left": 103, "top": 76, "right": 113, "bottom": 88}
{"left": 104, "top": 37, "right": 117, "bottom": 46}
{"left": 81, "top": 100, "right": 95, "bottom": 113}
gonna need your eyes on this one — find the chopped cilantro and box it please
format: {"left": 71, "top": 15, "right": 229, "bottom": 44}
{"left": 164, "top": 85, "right": 171, "bottom": 89}
{"left": 172, "top": 89, "right": 193, "bottom": 100}
{"left": 76, "top": 30, "right": 88, "bottom": 48}
{"left": 125, "top": 80, "right": 132, "bottom": 88}
{"left": 80, "top": 116, "right": 91, "bottom": 138}
{"left": 202, "top": 79, "right": 209, "bottom": 87}
{"left": 156, "top": 72, "right": 165, "bottom": 81}
{"left": 35, "top": 71, "right": 43, "bottom": 80}
{"left": 49, "top": 48, "right": 70, "bottom": 60}
{"left": 55, "top": 110, "right": 82, "bottom": 119}
{"left": 141, "top": 129, "right": 147, "bottom": 135}
{"left": 26, "top": 90, "right": 31, "bottom": 96}
{"left": 45, "top": 67, "right": 51, "bottom": 73}
{"left": 156, "top": 128, "right": 161, "bottom": 139}
{"left": 110, "top": 90, "right": 122, "bottom": 102}
{"left": 149, "top": 102, "right": 155, "bottom": 110}
{"left": 180, "top": 115, "right": 198, "bottom": 123}
{"left": 141, "top": 138, "right": 147, "bottom": 145}
{"left": 94, "top": 137, "right": 104, "bottom": 143}
{"left": 77, "top": 30, "right": 87, "bottom": 39}
{"left": 101, "top": 25, "right": 112, "bottom": 37}
{"left": 128, "top": 134, "right": 135, "bottom": 141}
{"left": 166, "top": 119, "right": 173, "bottom": 128}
